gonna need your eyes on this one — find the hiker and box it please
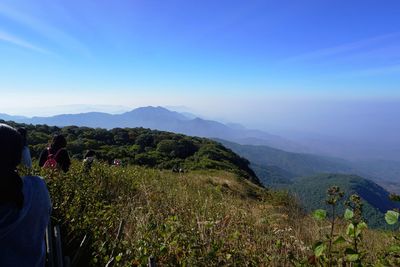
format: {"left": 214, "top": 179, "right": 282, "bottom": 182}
{"left": 17, "top": 127, "right": 32, "bottom": 168}
{"left": 82, "top": 150, "right": 96, "bottom": 171}
{"left": 112, "top": 159, "right": 122, "bottom": 167}
{"left": 39, "top": 134, "right": 71, "bottom": 172}
{"left": 0, "top": 124, "right": 51, "bottom": 266}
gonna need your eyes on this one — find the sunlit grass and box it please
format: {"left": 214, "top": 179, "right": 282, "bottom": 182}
{"left": 20, "top": 162, "right": 395, "bottom": 266}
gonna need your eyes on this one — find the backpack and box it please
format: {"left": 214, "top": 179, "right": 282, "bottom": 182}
{"left": 43, "top": 148, "right": 61, "bottom": 169}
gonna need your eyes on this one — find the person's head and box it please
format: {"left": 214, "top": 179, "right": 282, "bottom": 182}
{"left": 0, "top": 124, "right": 23, "bottom": 171}
{"left": 50, "top": 134, "right": 67, "bottom": 151}
{"left": 0, "top": 124, "right": 24, "bottom": 208}
{"left": 84, "top": 150, "right": 96, "bottom": 159}
{"left": 17, "top": 127, "right": 28, "bottom": 146}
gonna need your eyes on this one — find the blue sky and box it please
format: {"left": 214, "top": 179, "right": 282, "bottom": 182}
{"left": 0, "top": 0, "right": 400, "bottom": 124}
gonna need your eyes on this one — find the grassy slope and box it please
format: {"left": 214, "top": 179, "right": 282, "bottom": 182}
{"left": 26, "top": 162, "right": 314, "bottom": 266}
{"left": 20, "top": 162, "right": 392, "bottom": 266}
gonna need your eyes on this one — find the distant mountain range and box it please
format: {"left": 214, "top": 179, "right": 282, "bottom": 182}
{"left": 0, "top": 106, "right": 306, "bottom": 153}
{"left": 218, "top": 139, "right": 400, "bottom": 194}
{"left": 0, "top": 113, "right": 27, "bottom": 121}
{"left": 217, "top": 140, "right": 400, "bottom": 228}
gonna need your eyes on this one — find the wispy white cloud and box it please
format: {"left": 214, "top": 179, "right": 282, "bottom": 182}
{"left": 0, "top": 29, "right": 50, "bottom": 54}
{"left": 283, "top": 32, "right": 400, "bottom": 63}
{"left": 0, "top": 3, "right": 91, "bottom": 57}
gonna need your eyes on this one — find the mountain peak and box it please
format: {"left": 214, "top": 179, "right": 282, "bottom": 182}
{"left": 132, "top": 106, "right": 169, "bottom": 112}
{"left": 124, "top": 106, "right": 189, "bottom": 121}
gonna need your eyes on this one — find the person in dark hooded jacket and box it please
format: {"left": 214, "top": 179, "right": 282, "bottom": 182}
{"left": 0, "top": 123, "right": 51, "bottom": 267}
{"left": 39, "top": 134, "right": 71, "bottom": 172}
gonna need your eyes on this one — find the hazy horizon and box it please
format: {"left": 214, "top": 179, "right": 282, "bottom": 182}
{"left": 1, "top": 1, "right": 400, "bottom": 161}
{"left": 2, "top": 100, "right": 400, "bottom": 162}
{"left": 2, "top": 98, "right": 400, "bottom": 140}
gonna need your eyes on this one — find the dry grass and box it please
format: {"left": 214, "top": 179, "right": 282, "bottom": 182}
{"left": 21, "top": 162, "right": 394, "bottom": 266}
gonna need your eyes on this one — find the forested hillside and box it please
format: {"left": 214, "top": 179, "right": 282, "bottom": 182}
{"left": 218, "top": 139, "right": 400, "bottom": 194}
{"left": 289, "top": 174, "right": 400, "bottom": 229}
{"left": 219, "top": 139, "right": 400, "bottom": 228}
{"left": 2, "top": 120, "right": 260, "bottom": 185}
{"left": 217, "top": 139, "right": 352, "bottom": 179}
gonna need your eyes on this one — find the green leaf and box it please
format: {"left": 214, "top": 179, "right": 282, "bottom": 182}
{"left": 344, "top": 209, "right": 354, "bottom": 220}
{"left": 358, "top": 221, "right": 368, "bottom": 230}
{"left": 355, "top": 222, "right": 368, "bottom": 237}
{"left": 115, "top": 253, "right": 122, "bottom": 262}
{"left": 346, "top": 253, "right": 359, "bottom": 262}
{"left": 345, "top": 248, "right": 357, "bottom": 254}
{"left": 344, "top": 247, "right": 359, "bottom": 261}
{"left": 160, "top": 245, "right": 167, "bottom": 253}
{"left": 313, "top": 242, "right": 326, "bottom": 257}
{"left": 333, "top": 235, "right": 346, "bottom": 245}
{"left": 389, "top": 245, "right": 400, "bottom": 253}
{"left": 313, "top": 209, "right": 327, "bottom": 221}
{"left": 385, "top": 210, "right": 399, "bottom": 225}
{"left": 346, "top": 223, "right": 355, "bottom": 237}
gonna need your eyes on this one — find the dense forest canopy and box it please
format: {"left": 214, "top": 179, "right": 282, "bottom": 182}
{"left": 2, "top": 120, "right": 261, "bottom": 186}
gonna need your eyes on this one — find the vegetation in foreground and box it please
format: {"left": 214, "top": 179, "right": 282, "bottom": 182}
{"left": 310, "top": 187, "right": 400, "bottom": 266}
{"left": 20, "top": 162, "right": 398, "bottom": 266}
{"left": 289, "top": 174, "right": 400, "bottom": 229}
{"left": 23, "top": 162, "right": 309, "bottom": 266}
